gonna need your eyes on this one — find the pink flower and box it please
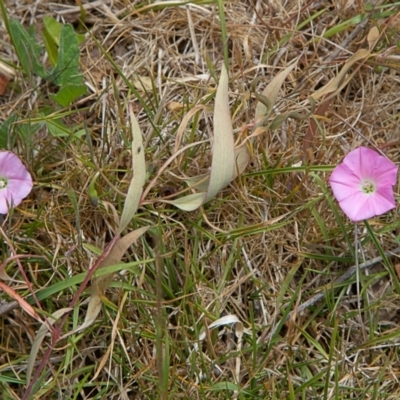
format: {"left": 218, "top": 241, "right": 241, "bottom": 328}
{"left": 329, "top": 147, "right": 398, "bottom": 222}
{"left": 0, "top": 151, "right": 33, "bottom": 213}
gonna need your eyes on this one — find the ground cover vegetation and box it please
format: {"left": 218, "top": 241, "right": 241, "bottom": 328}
{"left": 1, "top": 0, "right": 400, "bottom": 399}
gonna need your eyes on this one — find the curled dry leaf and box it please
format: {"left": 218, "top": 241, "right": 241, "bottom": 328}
{"left": 0, "top": 281, "right": 42, "bottom": 323}
{"left": 311, "top": 49, "right": 370, "bottom": 101}
{"left": 72, "top": 226, "right": 149, "bottom": 334}
{"left": 367, "top": 26, "right": 380, "bottom": 51}
{"left": 303, "top": 26, "right": 380, "bottom": 163}
{"left": 118, "top": 106, "right": 146, "bottom": 233}
{"left": 254, "top": 62, "right": 298, "bottom": 125}
{"left": 156, "top": 62, "right": 299, "bottom": 211}
{"left": 166, "top": 65, "right": 235, "bottom": 211}
{"left": 311, "top": 27, "right": 380, "bottom": 102}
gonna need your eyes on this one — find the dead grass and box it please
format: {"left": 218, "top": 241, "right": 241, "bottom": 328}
{"left": 1, "top": 0, "right": 400, "bottom": 399}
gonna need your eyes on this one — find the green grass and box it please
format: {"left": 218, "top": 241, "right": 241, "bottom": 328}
{"left": 1, "top": 0, "right": 400, "bottom": 399}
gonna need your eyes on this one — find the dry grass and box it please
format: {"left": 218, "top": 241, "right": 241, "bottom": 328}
{"left": 1, "top": 0, "right": 400, "bottom": 399}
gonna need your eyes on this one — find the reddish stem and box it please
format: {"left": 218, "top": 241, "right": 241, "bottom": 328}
{"left": 21, "top": 233, "right": 120, "bottom": 400}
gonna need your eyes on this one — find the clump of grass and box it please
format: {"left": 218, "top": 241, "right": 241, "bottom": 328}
{"left": 1, "top": 1, "right": 400, "bottom": 399}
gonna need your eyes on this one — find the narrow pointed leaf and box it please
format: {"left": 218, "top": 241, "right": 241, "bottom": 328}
{"left": 165, "top": 192, "right": 206, "bottom": 211}
{"left": 233, "top": 144, "right": 251, "bottom": 178}
{"left": 184, "top": 173, "right": 210, "bottom": 192}
{"left": 311, "top": 49, "right": 369, "bottom": 100}
{"left": 169, "top": 65, "right": 235, "bottom": 210}
{"left": 255, "top": 62, "right": 297, "bottom": 123}
{"left": 177, "top": 140, "right": 251, "bottom": 205}
{"left": 0, "top": 282, "right": 42, "bottom": 323}
{"left": 9, "top": 19, "right": 46, "bottom": 79}
{"left": 205, "top": 64, "right": 235, "bottom": 202}
{"left": 52, "top": 24, "right": 82, "bottom": 86}
{"left": 77, "top": 227, "right": 149, "bottom": 332}
{"left": 367, "top": 26, "right": 379, "bottom": 51}
{"left": 119, "top": 107, "right": 146, "bottom": 232}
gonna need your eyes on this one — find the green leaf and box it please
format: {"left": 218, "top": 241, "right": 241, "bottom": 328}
{"left": 51, "top": 24, "right": 83, "bottom": 87}
{"left": 43, "top": 16, "right": 63, "bottom": 47}
{"left": 45, "top": 119, "right": 71, "bottom": 137}
{"left": 51, "top": 84, "right": 87, "bottom": 107}
{"left": 44, "top": 17, "right": 85, "bottom": 46}
{"left": 43, "top": 17, "right": 85, "bottom": 67}
{"left": 30, "top": 259, "right": 148, "bottom": 303}
{"left": 9, "top": 19, "right": 46, "bottom": 78}
{"left": 0, "top": 114, "right": 18, "bottom": 148}
{"left": 17, "top": 120, "right": 42, "bottom": 142}
{"left": 42, "top": 18, "right": 60, "bottom": 67}
{"left": 207, "top": 382, "right": 240, "bottom": 391}
{"left": 88, "top": 172, "right": 100, "bottom": 207}
{"left": 73, "top": 129, "right": 86, "bottom": 138}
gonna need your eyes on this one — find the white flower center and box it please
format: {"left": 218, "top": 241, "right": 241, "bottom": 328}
{"left": 361, "top": 178, "right": 376, "bottom": 194}
{"left": 0, "top": 177, "right": 7, "bottom": 189}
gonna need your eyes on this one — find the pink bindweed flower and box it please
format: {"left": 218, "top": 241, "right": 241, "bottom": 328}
{"left": 329, "top": 146, "right": 398, "bottom": 222}
{"left": 0, "top": 151, "right": 33, "bottom": 214}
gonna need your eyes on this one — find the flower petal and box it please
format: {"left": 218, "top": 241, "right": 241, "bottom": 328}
{"left": 329, "top": 146, "right": 398, "bottom": 221}
{"left": 342, "top": 146, "right": 398, "bottom": 182}
{"left": 0, "top": 152, "right": 33, "bottom": 213}
{"left": 375, "top": 184, "right": 396, "bottom": 207}
{"left": 338, "top": 192, "right": 395, "bottom": 222}
{"left": 341, "top": 147, "right": 377, "bottom": 178}
{"left": 329, "top": 164, "right": 362, "bottom": 201}
{"left": 7, "top": 178, "right": 33, "bottom": 204}
{"left": 0, "top": 192, "right": 9, "bottom": 213}
{"left": 0, "top": 151, "right": 30, "bottom": 180}
{"left": 373, "top": 162, "right": 398, "bottom": 186}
